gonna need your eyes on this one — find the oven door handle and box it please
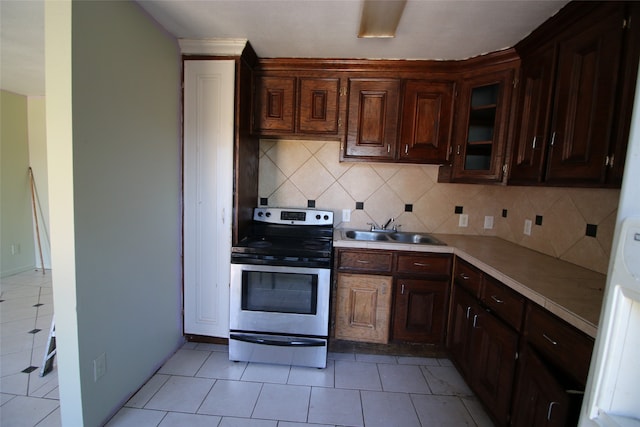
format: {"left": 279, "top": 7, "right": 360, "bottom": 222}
{"left": 230, "top": 333, "right": 326, "bottom": 347}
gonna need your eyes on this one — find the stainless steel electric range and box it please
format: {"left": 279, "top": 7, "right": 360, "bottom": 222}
{"left": 229, "top": 207, "right": 334, "bottom": 368}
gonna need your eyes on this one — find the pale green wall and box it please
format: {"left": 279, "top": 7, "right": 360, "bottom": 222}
{"left": 46, "top": 1, "right": 182, "bottom": 425}
{"left": 1, "top": 90, "right": 37, "bottom": 277}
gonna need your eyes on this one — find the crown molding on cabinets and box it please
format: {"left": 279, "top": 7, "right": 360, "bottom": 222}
{"left": 178, "top": 38, "right": 248, "bottom": 55}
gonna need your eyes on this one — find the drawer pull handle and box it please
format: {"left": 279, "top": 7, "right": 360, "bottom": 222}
{"left": 543, "top": 333, "right": 558, "bottom": 345}
{"left": 472, "top": 314, "right": 479, "bottom": 328}
{"left": 413, "top": 262, "right": 430, "bottom": 267}
{"left": 459, "top": 273, "right": 470, "bottom": 280}
{"left": 466, "top": 306, "right": 471, "bottom": 319}
{"left": 490, "top": 295, "right": 504, "bottom": 304}
{"left": 356, "top": 260, "right": 370, "bottom": 264}
{"left": 401, "top": 284, "right": 405, "bottom": 295}
{"left": 547, "top": 401, "right": 559, "bottom": 421}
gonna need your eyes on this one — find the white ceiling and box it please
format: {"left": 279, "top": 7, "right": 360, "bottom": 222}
{"left": 1, "top": 0, "right": 569, "bottom": 97}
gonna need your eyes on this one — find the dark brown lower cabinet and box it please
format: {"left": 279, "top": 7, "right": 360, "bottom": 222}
{"left": 448, "top": 283, "right": 518, "bottom": 426}
{"left": 391, "top": 279, "right": 449, "bottom": 343}
{"left": 511, "top": 347, "right": 583, "bottom": 427}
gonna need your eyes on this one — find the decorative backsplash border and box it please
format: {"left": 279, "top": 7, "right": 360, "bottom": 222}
{"left": 258, "top": 139, "right": 619, "bottom": 274}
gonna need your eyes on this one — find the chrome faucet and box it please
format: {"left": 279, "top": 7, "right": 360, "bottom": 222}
{"left": 382, "top": 217, "right": 394, "bottom": 230}
{"left": 368, "top": 218, "right": 396, "bottom": 232}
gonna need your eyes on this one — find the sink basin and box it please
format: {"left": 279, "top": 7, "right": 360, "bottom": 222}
{"left": 388, "top": 232, "right": 445, "bottom": 245}
{"left": 342, "top": 230, "right": 445, "bottom": 246}
{"left": 343, "top": 230, "right": 392, "bottom": 241}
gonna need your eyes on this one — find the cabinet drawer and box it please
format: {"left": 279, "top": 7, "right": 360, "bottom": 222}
{"left": 481, "top": 275, "right": 525, "bottom": 331}
{"left": 525, "top": 304, "right": 594, "bottom": 384}
{"left": 453, "top": 259, "right": 483, "bottom": 297}
{"left": 337, "top": 250, "right": 393, "bottom": 273}
{"left": 396, "top": 253, "right": 452, "bottom": 276}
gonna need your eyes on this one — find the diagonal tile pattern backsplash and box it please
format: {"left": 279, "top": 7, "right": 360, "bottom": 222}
{"left": 258, "top": 140, "right": 619, "bottom": 274}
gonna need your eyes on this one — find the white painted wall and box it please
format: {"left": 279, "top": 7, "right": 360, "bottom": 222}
{"left": 46, "top": 1, "right": 183, "bottom": 425}
{"left": 27, "top": 96, "right": 51, "bottom": 269}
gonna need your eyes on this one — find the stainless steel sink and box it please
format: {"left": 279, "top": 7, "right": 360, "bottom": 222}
{"left": 343, "top": 230, "right": 392, "bottom": 241}
{"left": 342, "top": 230, "right": 445, "bottom": 246}
{"left": 387, "top": 232, "right": 445, "bottom": 245}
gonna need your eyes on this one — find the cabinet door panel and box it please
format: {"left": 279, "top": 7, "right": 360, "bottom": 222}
{"left": 298, "top": 78, "right": 340, "bottom": 134}
{"left": 546, "top": 7, "right": 624, "bottom": 184}
{"left": 335, "top": 273, "right": 392, "bottom": 344}
{"left": 345, "top": 79, "right": 400, "bottom": 160}
{"left": 255, "top": 76, "right": 296, "bottom": 133}
{"left": 392, "top": 279, "right": 449, "bottom": 343}
{"left": 472, "top": 310, "right": 519, "bottom": 426}
{"left": 400, "top": 80, "right": 454, "bottom": 163}
{"left": 511, "top": 348, "right": 570, "bottom": 427}
{"left": 447, "top": 284, "right": 476, "bottom": 377}
{"left": 509, "top": 47, "right": 556, "bottom": 184}
{"left": 451, "top": 68, "right": 514, "bottom": 182}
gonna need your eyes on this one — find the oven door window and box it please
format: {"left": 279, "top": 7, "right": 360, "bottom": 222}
{"left": 242, "top": 271, "right": 318, "bottom": 315}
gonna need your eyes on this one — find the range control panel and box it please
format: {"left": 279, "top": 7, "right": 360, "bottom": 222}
{"left": 253, "top": 207, "right": 334, "bottom": 226}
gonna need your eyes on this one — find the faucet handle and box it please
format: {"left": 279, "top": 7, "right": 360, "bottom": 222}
{"left": 392, "top": 223, "right": 401, "bottom": 232}
{"left": 367, "top": 222, "right": 379, "bottom": 231}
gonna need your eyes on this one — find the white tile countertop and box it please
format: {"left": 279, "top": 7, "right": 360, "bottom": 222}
{"left": 334, "top": 231, "right": 606, "bottom": 338}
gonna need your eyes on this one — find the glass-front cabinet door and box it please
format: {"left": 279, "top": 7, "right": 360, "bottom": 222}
{"left": 451, "top": 68, "right": 515, "bottom": 182}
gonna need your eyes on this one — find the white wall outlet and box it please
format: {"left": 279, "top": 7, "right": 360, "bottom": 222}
{"left": 93, "top": 352, "right": 107, "bottom": 382}
{"left": 524, "top": 219, "right": 533, "bottom": 236}
{"left": 342, "top": 209, "right": 351, "bottom": 222}
{"left": 459, "top": 214, "right": 469, "bottom": 227}
{"left": 484, "top": 216, "right": 494, "bottom": 229}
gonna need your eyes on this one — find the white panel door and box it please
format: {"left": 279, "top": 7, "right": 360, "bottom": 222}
{"left": 183, "top": 60, "right": 235, "bottom": 337}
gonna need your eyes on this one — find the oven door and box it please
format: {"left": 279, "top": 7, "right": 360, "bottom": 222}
{"left": 229, "top": 263, "right": 330, "bottom": 337}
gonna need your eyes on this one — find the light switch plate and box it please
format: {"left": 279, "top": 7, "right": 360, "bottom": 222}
{"left": 342, "top": 209, "right": 351, "bottom": 222}
{"left": 524, "top": 219, "right": 532, "bottom": 236}
{"left": 459, "top": 214, "right": 469, "bottom": 227}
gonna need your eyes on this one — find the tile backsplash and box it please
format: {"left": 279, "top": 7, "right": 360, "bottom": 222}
{"left": 258, "top": 139, "right": 619, "bottom": 274}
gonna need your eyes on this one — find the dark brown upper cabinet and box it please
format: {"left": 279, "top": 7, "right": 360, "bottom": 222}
{"left": 448, "top": 67, "right": 516, "bottom": 183}
{"left": 254, "top": 76, "right": 296, "bottom": 133}
{"left": 399, "top": 80, "right": 454, "bottom": 163}
{"left": 510, "top": 2, "right": 638, "bottom": 187}
{"left": 509, "top": 46, "right": 556, "bottom": 184}
{"left": 343, "top": 78, "right": 401, "bottom": 161}
{"left": 343, "top": 78, "right": 454, "bottom": 164}
{"left": 253, "top": 74, "right": 341, "bottom": 137}
{"left": 298, "top": 77, "right": 341, "bottom": 134}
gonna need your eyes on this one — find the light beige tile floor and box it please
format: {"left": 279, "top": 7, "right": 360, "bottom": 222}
{"left": 1, "top": 270, "right": 495, "bottom": 426}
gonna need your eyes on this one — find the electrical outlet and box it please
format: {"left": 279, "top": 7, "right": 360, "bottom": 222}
{"left": 484, "top": 216, "right": 494, "bottom": 229}
{"left": 93, "top": 353, "right": 107, "bottom": 382}
{"left": 524, "top": 219, "right": 532, "bottom": 236}
{"left": 342, "top": 209, "right": 351, "bottom": 222}
{"left": 459, "top": 214, "right": 469, "bottom": 227}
